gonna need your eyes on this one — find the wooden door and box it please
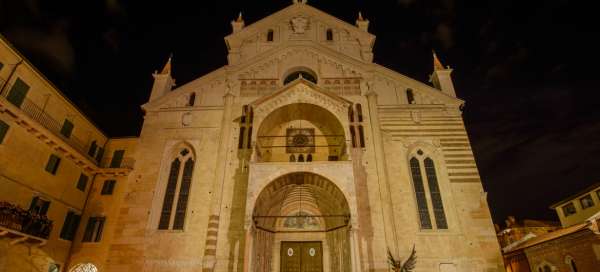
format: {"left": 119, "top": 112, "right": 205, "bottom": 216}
{"left": 281, "top": 241, "right": 323, "bottom": 272}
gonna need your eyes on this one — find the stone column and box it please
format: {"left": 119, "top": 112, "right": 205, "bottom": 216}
{"left": 242, "top": 225, "right": 254, "bottom": 272}
{"left": 349, "top": 227, "right": 362, "bottom": 272}
{"left": 365, "top": 89, "right": 399, "bottom": 256}
{"left": 202, "top": 91, "right": 235, "bottom": 271}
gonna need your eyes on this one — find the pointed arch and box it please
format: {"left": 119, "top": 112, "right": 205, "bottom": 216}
{"left": 409, "top": 157, "right": 432, "bottom": 229}
{"left": 424, "top": 157, "right": 447, "bottom": 229}
{"left": 158, "top": 143, "right": 196, "bottom": 230}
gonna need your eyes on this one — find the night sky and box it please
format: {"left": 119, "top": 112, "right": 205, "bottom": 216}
{"left": 1, "top": 0, "right": 598, "bottom": 226}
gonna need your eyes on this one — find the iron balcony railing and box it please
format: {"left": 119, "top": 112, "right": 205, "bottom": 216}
{"left": 0, "top": 201, "right": 53, "bottom": 239}
{"left": 0, "top": 79, "right": 98, "bottom": 164}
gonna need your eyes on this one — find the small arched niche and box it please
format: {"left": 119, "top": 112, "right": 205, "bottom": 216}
{"left": 255, "top": 103, "right": 346, "bottom": 162}
{"left": 283, "top": 67, "right": 318, "bottom": 85}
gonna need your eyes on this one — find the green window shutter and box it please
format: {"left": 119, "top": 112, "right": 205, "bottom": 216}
{"left": 0, "top": 120, "right": 9, "bottom": 144}
{"left": 76, "top": 174, "right": 88, "bottom": 192}
{"left": 110, "top": 150, "right": 125, "bottom": 168}
{"left": 45, "top": 154, "right": 61, "bottom": 175}
{"left": 60, "top": 119, "right": 74, "bottom": 138}
{"left": 6, "top": 78, "right": 30, "bottom": 107}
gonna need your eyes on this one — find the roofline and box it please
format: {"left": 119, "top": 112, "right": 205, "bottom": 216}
{"left": 504, "top": 224, "right": 589, "bottom": 254}
{"left": 549, "top": 181, "right": 600, "bottom": 209}
{"left": 0, "top": 33, "right": 109, "bottom": 139}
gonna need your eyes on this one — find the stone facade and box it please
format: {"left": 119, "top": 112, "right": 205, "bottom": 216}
{"left": 0, "top": 2, "right": 504, "bottom": 272}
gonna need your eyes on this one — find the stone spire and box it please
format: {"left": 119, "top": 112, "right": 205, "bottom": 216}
{"left": 160, "top": 54, "right": 172, "bottom": 75}
{"left": 432, "top": 50, "right": 445, "bottom": 71}
{"left": 231, "top": 12, "right": 245, "bottom": 33}
{"left": 150, "top": 55, "right": 175, "bottom": 102}
{"left": 429, "top": 50, "right": 456, "bottom": 97}
{"left": 356, "top": 12, "right": 369, "bottom": 32}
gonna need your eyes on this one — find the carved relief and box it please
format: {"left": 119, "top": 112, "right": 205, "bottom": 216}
{"left": 290, "top": 16, "right": 309, "bottom": 34}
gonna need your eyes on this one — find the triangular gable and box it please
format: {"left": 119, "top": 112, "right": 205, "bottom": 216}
{"left": 225, "top": 3, "right": 374, "bottom": 44}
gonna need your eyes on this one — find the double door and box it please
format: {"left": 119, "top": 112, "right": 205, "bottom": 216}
{"left": 280, "top": 241, "right": 323, "bottom": 272}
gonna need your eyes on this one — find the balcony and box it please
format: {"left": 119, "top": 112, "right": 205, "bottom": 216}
{"left": 0, "top": 78, "right": 98, "bottom": 164}
{"left": 0, "top": 201, "right": 52, "bottom": 246}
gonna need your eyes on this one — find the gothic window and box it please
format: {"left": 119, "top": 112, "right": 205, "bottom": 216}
{"left": 409, "top": 155, "right": 448, "bottom": 230}
{"left": 350, "top": 126, "right": 356, "bottom": 148}
{"left": 348, "top": 106, "right": 354, "bottom": 122}
{"left": 406, "top": 88, "right": 415, "bottom": 104}
{"left": 267, "top": 29, "right": 274, "bottom": 42}
{"left": 326, "top": 29, "right": 333, "bottom": 41}
{"left": 410, "top": 158, "right": 432, "bottom": 229}
{"left": 247, "top": 126, "right": 253, "bottom": 149}
{"left": 238, "top": 127, "right": 246, "bottom": 149}
{"left": 158, "top": 147, "right": 195, "bottom": 230}
{"left": 356, "top": 104, "right": 363, "bottom": 122}
{"left": 358, "top": 125, "right": 365, "bottom": 148}
{"left": 188, "top": 92, "right": 196, "bottom": 106}
{"left": 424, "top": 158, "right": 448, "bottom": 229}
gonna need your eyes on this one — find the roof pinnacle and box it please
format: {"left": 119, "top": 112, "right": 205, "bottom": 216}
{"left": 433, "top": 50, "right": 445, "bottom": 71}
{"left": 160, "top": 54, "right": 172, "bottom": 75}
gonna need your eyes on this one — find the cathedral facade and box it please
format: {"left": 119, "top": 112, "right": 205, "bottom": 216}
{"left": 0, "top": 1, "right": 502, "bottom": 272}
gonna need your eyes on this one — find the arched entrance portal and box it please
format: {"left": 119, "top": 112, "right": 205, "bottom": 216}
{"left": 251, "top": 172, "right": 352, "bottom": 272}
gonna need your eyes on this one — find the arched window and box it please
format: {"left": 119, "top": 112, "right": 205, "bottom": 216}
{"left": 284, "top": 70, "right": 317, "bottom": 85}
{"left": 407, "top": 88, "right": 415, "bottom": 104}
{"left": 348, "top": 106, "right": 354, "bottom": 122}
{"left": 307, "top": 154, "right": 313, "bottom": 162}
{"left": 188, "top": 92, "right": 196, "bottom": 106}
{"left": 159, "top": 147, "right": 195, "bottom": 230}
{"left": 356, "top": 104, "right": 363, "bottom": 122}
{"left": 566, "top": 256, "right": 578, "bottom": 272}
{"left": 70, "top": 263, "right": 98, "bottom": 272}
{"left": 350, "top": 126, "right": 357, "bottom": 148}
{"left": 267, "top": 29, "right": 274, "bottom": 42}
{"left": 410, "top": 157, "right": 432, "bottom": 229}
{"left": 289, "top": 154, "right": 296, "bottom": 162}
{"left": 358, "top": 125, "right": 365, "bottom": 148}
{"left": 326, "top": 29, "right": 333, "bottom": 41}
{"left": 298, "top": 154, "right": 305, "bottom": 162}
{"left": 424, "top": 158, "right": 447, "bottom": 229}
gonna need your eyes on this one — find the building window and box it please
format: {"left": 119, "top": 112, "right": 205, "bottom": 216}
{"left": 307, "top": 154, "right": 313, "bottom": 162}
{"left": 267, "top": 29, "right": 274, "bottom": 42}
{"left": 159, "top": 147, "right": 195, "bottom": 230}
{"left": 88, "top": 141, "right": 98, "bottom": 157}
{"left": 569, "top": 259, "right": 578, "bottom": 272}
{"left": 101, "top": 180, "right": 116, "bottom": 195}
{"left": 356, "top": 104, "right": 363, "bottom": 122}
{"left": 350, "top": 126, "right": 356, "bottom": 148}
{"left": 188, "top": 92, "right": 196, "bottom": 106}
{"left": 6, "top": 78, "right": 30, "bottom": 107}
{"left": 45, "top": 154, "right": 61, "bottom": 175}
{"left": 60, "top": 119, "right": 74, "bottom": 138}
{"left": 238, "top": 127, "right": 246, "bottom": 149}
{"left": 289, "top": 154, "right": 296, "bottom": 162}
{"left": 59, "top": 211, "right": 81, "bottom": 241}
{"left": 95, "top": 147, "right": 104, "bottom": 163}
{"left": 76, "top": 174, "right": 89, "bottom": 192}
{"left": 29, "top": 196, "right": 50, "bottom": 215}
{"left": 109, "top": 150, "right": 125, "bottom": 168}
{"left": 410, "top": 157, "right": 432, "bottom": 229}
{"left": 0, "top": 61, "right": 4, "bottom": 71}
{"left": 326, "top": 29, "right": 333, "bottom": 41}
{"left": 298, "top": 154, "right": 305, "bottom": 162}
{"left": 82, "top": 216, "right": 105, "bottom": 242}
{"left": 284, "top": 69, "right": 318, "bottom": 85}
{"left": 406, "top": 88, "right": 415, "bottom": 104}
{"left": 562, "top": 202, "right": 576, "bottom": 217}
{"left": 424, "top": 158, "right": 448, "bottom": 229}
{"left": 0, "top": 119, "right": 9, "bottom": 144}
{"left": 358, "top": 125, "right": 365, "bottom": 148}
{"left": 580, "top": 194, "right": 594, "bottom": 209}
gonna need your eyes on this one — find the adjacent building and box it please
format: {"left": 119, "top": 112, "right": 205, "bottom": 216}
{"left": 501, "top": 184, "right": 600, "bottom": 272}
{"left": 1, "top": 1, "right": 504, "bottom": 271}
